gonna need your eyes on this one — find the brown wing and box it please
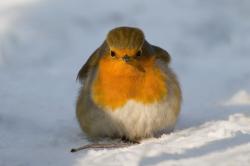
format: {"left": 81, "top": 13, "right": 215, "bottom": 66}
{"left": 152, "top": 45, "right": 171, "bottom": 64}
{"left": 76, "top": 48, "right": 101, "bottom": 82}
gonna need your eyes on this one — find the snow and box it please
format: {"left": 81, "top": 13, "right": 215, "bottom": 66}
{"left": 0, "top": 0, "right": 250, "bottom": 166}
{"left": 222, "top": 90, "right": 250, "bottom": 106}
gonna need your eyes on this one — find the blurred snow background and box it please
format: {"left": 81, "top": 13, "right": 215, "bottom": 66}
{"left": 0, "top": 0, "right": 250, "bottom": 165}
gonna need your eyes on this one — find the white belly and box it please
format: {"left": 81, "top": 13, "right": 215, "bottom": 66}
{"left": 97, "top": 98, "right": 178, "bottom": 140}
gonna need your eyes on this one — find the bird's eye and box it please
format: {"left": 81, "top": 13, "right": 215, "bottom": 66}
{"left": 136, "top": 50, "right": 142, "bottom": 57}
{"left": 110, "top": 51, "right": 116, "bottom": 57}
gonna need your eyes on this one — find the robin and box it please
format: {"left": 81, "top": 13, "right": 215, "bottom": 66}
{"left": 75, "top": 26, "right": 182, "bottom": 148}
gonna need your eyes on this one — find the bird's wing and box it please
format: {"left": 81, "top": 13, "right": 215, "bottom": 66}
{"left": 76, "top": 47, "right": 101, "bottom": 82}
{"left": 152, "top": 45, "right": 171, "bottom": 64}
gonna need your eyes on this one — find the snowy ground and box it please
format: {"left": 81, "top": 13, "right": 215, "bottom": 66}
{"left": 1, "top": 0, "right": 250, "bottom": 165}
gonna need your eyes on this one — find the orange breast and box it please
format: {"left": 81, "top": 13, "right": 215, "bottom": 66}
{"left": 91, "top": 56, "right": 167, "bottom": 110}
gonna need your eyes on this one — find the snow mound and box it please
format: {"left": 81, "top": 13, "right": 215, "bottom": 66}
{"left": 222, "top": 90, "right": 250, "bottom": 106}
{"left": 158, "top": 143, "right": 250, "bottom": 166}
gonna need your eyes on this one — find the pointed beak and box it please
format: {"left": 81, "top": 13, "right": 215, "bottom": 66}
{"left": 122, "top": 55, "right": 145, "bottom": 73}
{"left": 122, "top": 55, "right": 131, "bottom": 62}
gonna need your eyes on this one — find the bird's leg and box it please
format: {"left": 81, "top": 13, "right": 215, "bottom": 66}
{"left": 121, "top": 136, "right": 140, "bottom": 144}
{"left": 70, "top": 137, "right": 140, "bottom": 153}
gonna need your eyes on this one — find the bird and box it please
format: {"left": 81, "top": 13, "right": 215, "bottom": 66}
{"left": 75, "top": 26, "right": 182, "bottom": 148}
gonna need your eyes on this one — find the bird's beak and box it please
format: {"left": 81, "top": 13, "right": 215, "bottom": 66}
{"left": 122, "top": 55, "right": 132, "bottom": 62}
{"left": 122, "top": 55, "right": 145, "bottom": 73}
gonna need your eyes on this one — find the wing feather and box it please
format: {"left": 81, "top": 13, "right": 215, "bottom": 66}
{"left": 77, "top": 47, "right": 100, "bottom": 82}
{"left": 153, "top": 45, "right": 171, "bottom": 63}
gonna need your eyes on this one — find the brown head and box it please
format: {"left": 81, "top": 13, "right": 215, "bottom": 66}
{"left": 105, "top": 27, "right": 147, "bottom": 62}
{"left": 107, "top": 27, "right": 144, "bottom": 51}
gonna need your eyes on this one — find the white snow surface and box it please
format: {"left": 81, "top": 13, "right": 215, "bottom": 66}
{"left": 1, "top": 0, "right": 250, "bottom": 166}
{"left": 222, "top": 90, "right": 250, "bottom": 106}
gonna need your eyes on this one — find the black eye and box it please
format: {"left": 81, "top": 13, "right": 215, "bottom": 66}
{"left": 136, "top": 50, "right": 142, "bottom": 57}
{"left": 110, "top": 51, "right": 116, "bottom": 57}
